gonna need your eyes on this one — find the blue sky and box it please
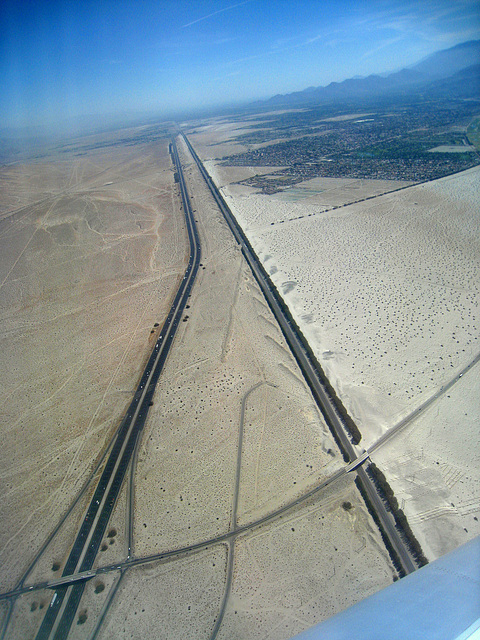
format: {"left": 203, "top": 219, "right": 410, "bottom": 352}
{"left": 1, "top": 0, "right": 479, "bottom": 131}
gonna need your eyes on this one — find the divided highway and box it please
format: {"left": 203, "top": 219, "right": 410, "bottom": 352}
{"left": 182, "top": 133, "right": 417, "bottom": 576}
{"left": 29, "top": 132, "right": 417, "bottom": 639}
{"left": 34, "top": 138, "right": 201, "bottom": 640}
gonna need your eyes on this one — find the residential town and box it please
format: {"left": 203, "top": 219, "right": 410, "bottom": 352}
{"left": 221, "top": 100, "right": 480, "bottom": 192}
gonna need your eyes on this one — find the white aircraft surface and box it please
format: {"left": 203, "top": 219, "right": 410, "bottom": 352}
{"left": 292, "top": 536, "right": 480, "bottom": 640}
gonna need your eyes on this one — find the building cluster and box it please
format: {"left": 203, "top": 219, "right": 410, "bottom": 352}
{"left": 222, "top": 102, "right": 479, "bottom": 193}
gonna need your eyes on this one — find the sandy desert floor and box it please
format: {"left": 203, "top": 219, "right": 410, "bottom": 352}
{"left": 187, "top": 120, "right": 480, "bottom": 562}
{"left": 92, "top": 137, "right": 396, "bottom": 639}
{"left": 1, "top": 130, "right": 398, "bottom": 639}
{"left": 3, "top": 109, "right": 478, "bottom": 637}
{"left": 0, "top": 135, "right": 188, "bottom": 595}
{"left": 371, "top": 362, "right": 480, "bottom": 560}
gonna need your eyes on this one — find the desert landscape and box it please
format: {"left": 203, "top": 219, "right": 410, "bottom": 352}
{"left": 0, "top": 129, "right": 402, "bottom": 638}
{"left": 0, "top": 130, "right": 188, "bottom": 621}
{"left": 187, "top": 114, "right": 480, "bottom": 562}
{"left": 2, "top": 4, "right": 480, "bottom": 635}
{"left": 94, "top": 137, "right": 397, "bottom": 639}
{"left": 0, "top": 103, "right": 478, "bottom": 637}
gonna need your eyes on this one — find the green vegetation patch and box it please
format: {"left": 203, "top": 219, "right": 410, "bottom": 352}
{"left": 354, "top": 131, "right": 476, "bottom": 160}
{"left": 467, "top": 116, "right": 480, "bottom": 151}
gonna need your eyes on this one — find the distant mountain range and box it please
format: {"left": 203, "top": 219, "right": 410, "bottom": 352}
{"left": 254, "top": 40, "right": 480, "bottom": 108}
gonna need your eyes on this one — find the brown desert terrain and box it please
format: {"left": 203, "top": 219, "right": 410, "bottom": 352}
{"left": 1, "top": 129, "right": 399, "bottom": 638}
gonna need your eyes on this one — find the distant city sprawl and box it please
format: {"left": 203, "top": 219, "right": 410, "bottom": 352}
{"left": 221, "top": 100, "right": 480, "bottom": 192}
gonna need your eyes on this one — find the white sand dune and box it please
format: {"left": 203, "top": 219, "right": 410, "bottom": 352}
{"left": 216, "top": 166, "right": 480, "bottom": 446}
{"left": 198, "top": 136, "right": 480, "bottom": 561}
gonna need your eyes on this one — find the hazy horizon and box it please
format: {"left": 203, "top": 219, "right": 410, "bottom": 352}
{"left": 1, "top": 0, "right": 479, "bottom": 134}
